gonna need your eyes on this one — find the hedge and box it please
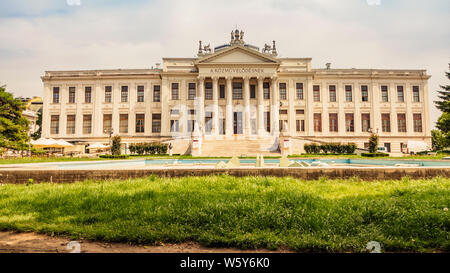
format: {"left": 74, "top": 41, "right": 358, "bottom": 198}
{"left": 361, "top": 153, "right": 389, "bottom": 157}
{"left": 128, "top": 143, "right": 168, "bottom": 155}
{"left": 304, "top": 143, "right": 356, "bottom": 154}
{"left": 99, "top": 154, "right": 129, "bottom": 159}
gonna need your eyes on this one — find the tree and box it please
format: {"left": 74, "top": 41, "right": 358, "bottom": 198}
{"left": 0, "top": 86, "right": 29, "bottom": 150}
{"left": 31, "top": 109, "right": 42, "bottom": 140}
{"left": 431, "top": 129, "right": 449, "bottom": 151}
{"left": 111, "top": 135, "right": 122, "bottom": 155}
{"left": 368, "top": 132, "right": 378, "bottom": 153}
{"left": 434, "top": 64, "right": 450, "bottom": 144}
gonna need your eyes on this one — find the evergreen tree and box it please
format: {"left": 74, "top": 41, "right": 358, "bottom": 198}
{"left": 0, "top": 86, "right": 29, "bottom": 150}
{"left": 111, "top": 135, "right": 122, "bottom": 155}
{"left": 434, "top": 64, "right": 450, "bottom": 144}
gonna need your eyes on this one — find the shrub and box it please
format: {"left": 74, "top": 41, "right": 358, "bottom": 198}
{"left": 305, "top": 143, "right": 356, "bottom": 155}
{"left": 111, "top": 135, "right": 122, "bottom": 155}
{"left": 361, "top": 152, "right": 389, "bottom": 157}
{"left": 128, "top": 143, "right": 169, "bottom": 155}
{"left": 369, "top": 133, "right": 379, "bottom": 153}
{"left": 99, "top": 154, "right": 129, "bottom": 159}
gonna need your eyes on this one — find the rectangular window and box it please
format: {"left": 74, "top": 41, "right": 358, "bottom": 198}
{"left": 121, "top": 86, "right": 128, "bottom": 102}
{"left": 52, "top": 87, "right": 60, "bottom": 103}
{"left": 413, "top": 86, "right": 420, "bottom": 102}
{"left": 345, "top": 85, "right": 352, "bottom": 102}
{"left": 85, "top": 87, "right": 92, "bottom": 103}
{"left": 50, "top": 115, "right": 59, "bottom": 134}
{"left": 296, "top": 120, "right": 305, "bottom": 132}
{"left": 263, "top": 82, "right": 270, "bottom": 99}
{"left": 187, "top": 120, "right": 196, "bottom": 133}
{"left": 381, "top": 85, "right": 388, "bottom": 102}
{"left": 170, "top": 109, "right": 179, "bottom": 115}
{"left": 187, "top": 109, "right": 196, "bottom": 115}
{"left": 219, "top": 85, "right": 225, "bottom": 99}
{"left": 361, "top": 85, "right": 368, "bottom": 102}
{"left": 188, "top": 83, "right": 196, "bottom": 100}
{"left": 205, "top": 111, "right": 213, "bottom": 134}
{"left": 152, "top": 113, "right": 161, "bottom": 133}
{"left": 205, "top": 82, "right": 213, "bottom": 100}
{"left": 171, "top": 83, "right": 179, "bottom": 100}
{"left": 314, "top": 113, "right": 322, "bottom": 132}
{"left": 83, "top": 114, "right": 92, "bottom": 134}
{"left": 381, "top": 113, "right": 391, "bottom": 132}
{"left": 105, "top": 86, "right": 112, "bottom": 103}
{"left": 68, "top": 87, "right": 76, "bottom": 103}
{"left": 103, "top": 114, "right": 112, "bottom": 133}
{"left": 170, "top": 120, "right": 179, "bottom": 132}
{"left": 345, "top": 113, "right": 354, "bottom": 132}
{"left": 296, "top": 83, "right": 304, "bottom": 100}
{"left": 153, "top": 85, "right": 161, "bottom": 102}
{"left": 384, "top": 143, "right": 391, "bottom": 153}
{"left": 329, "top": 113, "right": 338, "bottom": 132}
{"left": 296, "top": 109, "right": 304, "bottom": 115}
{"left": 413, "top": 113, "right": 422, "bottom": 132}
{"left": 250, "top": 84, "right": 256, "bottom": 99}
{"left": 219, "top": 118, "right": 225, "bottom": 135}
{"left": 397, "top": 113, "right": 406, "bottom": 132}
{"left": 66, "top": 115, "right": 75, "bottom": 134}
{"left": 135, "top": 114, "right": 145, "bottom": 133}
{"left": 264, "top": 111, "right": 270, "bottom": 132}
{"left": 119, "top": 114, "right": 128, "bottom": 133}
{"left": 279, "top": 120, "right": 287, "bottom": 131}
{"left": 397, "top": 86, "right": 404, "bottom": 102}
{"left": 329, "top": 85, "right": 336, "bottom": 102}
{"left": 137, "top": 85, "right": 145, "bottom": 102}
{"left": 361, "top": 113, "right": 371, "bottom": 132}
{"left": 279, "top": 83, "right": 287, "bottom": 100}
{"left": 233, "top": 82, "right": 243, "bottom": 99}
{"left": 313, "top": 85, "right": 320, "bottom": 102}
{"left": 279, "top": 109, "right": 288, "bottom": 115}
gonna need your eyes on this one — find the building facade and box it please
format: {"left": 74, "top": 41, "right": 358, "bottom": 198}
{"left": 41, "top": 30, "right": 431, "bottom": 156}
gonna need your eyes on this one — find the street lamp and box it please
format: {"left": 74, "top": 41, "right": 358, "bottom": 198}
{"left": 104, "top": 128, "right": 114, "bottom": 154}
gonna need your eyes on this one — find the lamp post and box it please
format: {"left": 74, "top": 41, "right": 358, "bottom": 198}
{"left": 104, "top": 128, "right": 114, "bottom": 154}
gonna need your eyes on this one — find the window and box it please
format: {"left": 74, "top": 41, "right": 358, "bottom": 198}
{"left": 170, "top": 120, "right": 179, "bottom": 132}
{"left": 329, "top": 85, "right": 336, "bottom": 102}
{"left": 187, "top": 109, "right": 196, "bottom": 115}
{"left": 52, "top": 87, "right": 60, "bottom": 103}
{"left": 187, "top": 120, "right": 196, "bottom": 133}
{"left": 381, "top": 114, "right": 391, "bottom": 132}
{"left": 313, "top": 85, "right": 320, "bottom": 102}
{"left": 66, "top": 115, "right": 75, "bottom": 134}
{"left": 384, "top": 143, "right": 391, "bottom": 153}
{"left": 279, "top": 120, "right": 287, "bottom": 131}
{"left": 361, "top": 85, "right": 368, "bottom": 102}
{"left": 279, "top": 83, "right": 287, "bottom": 100}
{"left": 85, "top": 87, "right": 92, "bottom": 103}
{"left": 345, "top": 85, "right": 352, "bottom": 102}
{"left": 153, "top": 85, "right": 161, "bottom": 102}
{"left": 119, "top": 114, "right": 128, "bottom": 133}
{"left": 83, "top": 114, "right": 92, "bottom": 134}
{"left": 171, "top": 83, "right": 179, "bottom": 100}
{"left": 296, "top": 83, "right": 304, "bottom": 100}
{"left": 329, "top": 113, "right": 338, "bottom": 132}
{"left": 397, "top": 113, "right": 406, "bottom": 132}
{"left": 219, "top": 85, "right": 225, "bottom": 99}
{"left": 152, "top": 113, "right": 161, "bottom": 133}
{"left": 170, "top": 109, "right": 179, "bottom": 115}
{"left": 232, "top": 82, "right": 243, "bottom": 99}
{"left": 205, "top": 112, "right": 213, "bottom": 134}
{"left": 361, "top": 113, "right": 371, "bottom": 132}
{"left": 296, "top": 109, "right": 304, "bottom": 115}
{"left": 68, "top": 87, "right": 76, "bottom": 103}
{"left": 314, "top": 113, "right": 322, "bottom": 132}
{"left": 264, "top": 112, "right": 270, "bottom": 132}
{"left": 250, "top": 84, "right": 256, "bottom": 99}
{"left": 296, "top": 120, "right": 305, "bottom": 132}
{"left": 346, "top": 113, "right": 354, "bottom": 132}
{"left": 136, "top": 114, "right": 145, "bottom": 133}
{"left": 413, "top": 113, "right": 422, "bottom": 132}
{"left": 413, "top": 86, "right": 420, "bottom": 102}
{"left": 205, "top": 82, "right": 213, "bottom": 100}
{"left": 50, "top": 115, "right": 59, "bottom": 134}
{"left": 263, "top": 82, "right": 270, "bottom": 99}
{"left": 103, "top": 114, "right": 112, "bottom": 133}
{"left": 188, "top": 83, "right": 196, "bottom": 100}
{"left": 397, "top": 86, "right": 404, "bottom": 102}
{"left": 279, "top": 109, "right": 288, "bottom": 115}
{"left": 121, "top": 86, "right": 128, "bottom": 102}
{"left": 219, "top": 119, "right": 225, "bottom": 135}
{"left": 105, "top": 86, "right": 112, "bottom": 103}
{"left": 137, "top": 85, "right": 145, "bottom": 102}
{"left": 381, "top": 85, "right": 388, "bottom": 102}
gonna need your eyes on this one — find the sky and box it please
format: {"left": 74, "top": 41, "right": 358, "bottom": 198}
{"left": 0, "top": 0, "right": 448, "bottom": 128}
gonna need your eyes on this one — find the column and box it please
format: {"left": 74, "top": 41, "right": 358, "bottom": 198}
{"left": 160, "top": 78, "right": 169, "bottom": 135}
{"left": 257, "top": 76, "right": 264, "bottom": 136}
{"left": 288, "top": 79, "right": 295, "bottom": 136}
{"left": 225, "top": 76, "right": 233, "bottom": 137}
{"left": 405, "top": 83, "right": 413, "bottom": 134}
{"left": 306, "top": 78, "right": 314, "bottom": 136}
{"left": 212, "top": 77, "right": 219, "bottom": 136}
{"left": 390, "top": 82, "right": 397, "bottom": 134}
{"left": 271, "top": 76, "right": 279, "bottom": 135}
{"left": 337, "top": 82, "right": 345, "bottom": 134}
{"left": 371, "top": 82, "right": 381, "bottom": 133}
{"left": 197, "top": 76, "right": 205, "bottom": 135}
{"left": 243, "top": 76, "right": 251, "bottom": 136}
{"left": 42, "top": 83, "right": 50, "bottom": 138}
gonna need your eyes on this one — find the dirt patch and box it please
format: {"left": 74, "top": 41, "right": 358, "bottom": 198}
{"left": 0, "top": 231, "right": 293, "bottom": 253}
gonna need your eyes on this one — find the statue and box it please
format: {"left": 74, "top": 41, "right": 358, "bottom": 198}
{"left": 240, "top": 30, "right": 244, "bottom": 41}
{"left": 203, "top": 43, "right": 211, "bottom": 54}
{"left": 262, "top": 43, "right": 272, "bottom": 53}
{"left": 231, "top": 31, "right": 234, "bottom": 41}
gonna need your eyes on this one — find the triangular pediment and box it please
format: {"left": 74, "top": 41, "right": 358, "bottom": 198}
{"left": 196, "top": 45, "right": 279, "bottom": 64}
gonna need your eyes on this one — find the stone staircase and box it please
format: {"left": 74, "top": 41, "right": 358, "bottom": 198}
{"left": 200, "top": 136, "right": 280, "bottom": 157}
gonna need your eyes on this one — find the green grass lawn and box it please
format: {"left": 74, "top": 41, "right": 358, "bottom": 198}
{"left": 0, "top": 175, "right": 448, "bottom": 252}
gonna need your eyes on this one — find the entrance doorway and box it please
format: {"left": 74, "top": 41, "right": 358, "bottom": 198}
{"left": 233, "top": 112, "right": 243, "bottom": 134}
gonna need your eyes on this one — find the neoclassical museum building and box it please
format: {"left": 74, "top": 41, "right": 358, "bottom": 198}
{"left": 41, "top": 30, "right": 431, "bottom": 156}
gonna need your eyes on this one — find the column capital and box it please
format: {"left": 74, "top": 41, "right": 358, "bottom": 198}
{"left": 225, "top": 76, "right": 233, "bottom": 83}
{"left": 212, "top": 76, "right": 219, "bottom": 83}
{"left": 270, "top": 75, "right": 278, "bottom": 82}
{"left": 197, "top": 76, "right": 205, "bottom": 82}
{"left": 257, "top": 76, "right": 265, "bottom": 82}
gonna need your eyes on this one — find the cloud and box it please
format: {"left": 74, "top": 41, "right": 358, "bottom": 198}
{"left": 66, "top": 0, "right": 81, "bottom": 6}
{"left": 367, "top": 0, "right": 381, "bottom": 6}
